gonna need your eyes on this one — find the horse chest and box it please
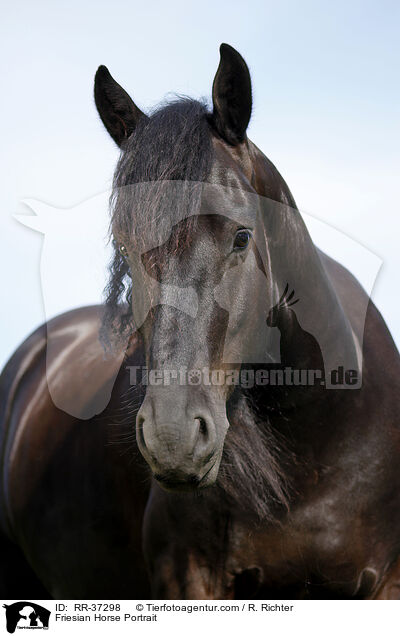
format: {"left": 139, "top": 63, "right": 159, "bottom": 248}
{"left": 225, "top": 499, "right": 378, "bottom": 599}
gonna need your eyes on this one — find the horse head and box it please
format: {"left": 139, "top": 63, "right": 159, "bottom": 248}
{"left": 94, "top": 44, "right": 358, "bottom": 494}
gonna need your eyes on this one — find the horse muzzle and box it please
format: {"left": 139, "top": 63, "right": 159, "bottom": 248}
{"left": 136, "top": 388, "right": 228, "bottom": 491}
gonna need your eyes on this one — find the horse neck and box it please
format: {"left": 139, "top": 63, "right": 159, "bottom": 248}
{"left": 248, "top": 140, "right": 298, "bottom": 209}
{"left": 247, "top": 140, "right": 361, "bottom": 398}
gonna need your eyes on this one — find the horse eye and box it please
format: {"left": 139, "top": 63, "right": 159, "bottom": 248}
{"left": 119, "top": 244, "right": 128, "bottom": 258}
{"left": 233, "top": 229, "right": 251, "bottom": 250}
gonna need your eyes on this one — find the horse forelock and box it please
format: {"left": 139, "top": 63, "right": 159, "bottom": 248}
{"left": 102, "top": 98, "right": 213, "bottom": 346}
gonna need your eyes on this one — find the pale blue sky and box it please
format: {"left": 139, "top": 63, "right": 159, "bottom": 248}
{"left": 1, "top": 0, "right": 399, "bottom": 368}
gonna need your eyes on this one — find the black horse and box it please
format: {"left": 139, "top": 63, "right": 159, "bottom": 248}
{"left": 0, "top": 44, "right": 399, "bottom": 599}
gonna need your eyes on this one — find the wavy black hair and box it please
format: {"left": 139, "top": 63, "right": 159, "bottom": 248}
{"left": 100, "top": 98, "right": 213, "bottom": 350}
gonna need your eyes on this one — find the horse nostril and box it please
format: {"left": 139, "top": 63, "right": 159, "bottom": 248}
{"left": 136, "top": 413, "right": 146, "bottom": 450}
{"left": 193, "top": 414, "right": 217, "bottom": 455}
{"left": 198, "top": 418, "right": 208, "bottom": 438}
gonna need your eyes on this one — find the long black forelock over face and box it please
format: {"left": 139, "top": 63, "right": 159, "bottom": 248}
{"left": 101, "top": 98, "right": 214, "bottom": 349}
{"left": 115, "top": 98, "right": 213, "bottom": 185}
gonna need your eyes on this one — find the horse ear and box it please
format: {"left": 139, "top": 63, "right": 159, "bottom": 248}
{"left": 210, "top": 43, "right": 252, "bottom": 145}
{"left": 94, "top": 66, "right": 147, "bottom": 147}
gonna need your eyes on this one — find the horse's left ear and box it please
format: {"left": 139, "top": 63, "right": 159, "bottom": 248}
{"left": 210, "top": 43, "right": 252, "bottom": 146}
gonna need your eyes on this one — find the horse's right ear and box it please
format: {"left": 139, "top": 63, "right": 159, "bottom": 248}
{"left": 94, "top": 66, "right": 147, "bottom": 147}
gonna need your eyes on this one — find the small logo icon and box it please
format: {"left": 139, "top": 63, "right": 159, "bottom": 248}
{"left": 2, "top": 602, "right": 50, "bottom": 633}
